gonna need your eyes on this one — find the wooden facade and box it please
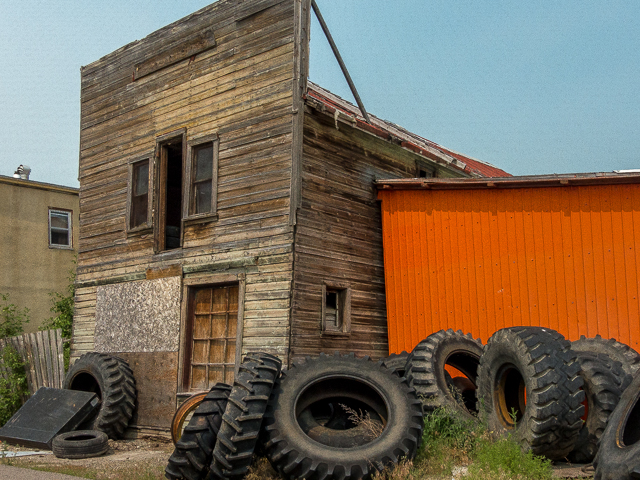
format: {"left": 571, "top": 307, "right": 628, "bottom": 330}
{"left": 73, "top": 0, "right": 506, "bottom": 434}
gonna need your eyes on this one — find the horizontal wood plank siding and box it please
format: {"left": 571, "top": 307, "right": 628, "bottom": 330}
{"left": 289, "top": 109, "right": 466, "bottom": 361}
{"left": 73, "top": 0, "right": 296, "bottom": 362}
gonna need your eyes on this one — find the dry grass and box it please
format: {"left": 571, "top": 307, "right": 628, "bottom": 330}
{"left": 339, "top": 403, "right": 385, "bottom": 440}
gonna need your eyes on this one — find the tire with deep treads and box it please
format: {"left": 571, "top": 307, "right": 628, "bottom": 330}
{"left": 568, "top": 352, "right": 632, "bottom": 463}
{"left": 64, "top": 352, "right": 137, "bottom": 439}
{"left": 165, "top": 383, "right": 231, "bottom": 480}
{"left": 380, "top": 351, "right": 409, "bottom": 377}
{"left": 477, "top": 327, "right": 585, "bottom": 460}
{"left": 262, "top": 353, "right": 423, "bottom": 480}
{"left": 405, "top": 329, "right": 483, "bottom": 418}
{"left": 571, "top": 335, "right": 640, "bottom": 377}
{"left": 593, "top": 370, "right": 640, "bottom": 480}
{"left": 210, "top": 352, "right": 281, "bottom": 480}
{"left": 52, "top": 430, "right": 109, "bottom": 459}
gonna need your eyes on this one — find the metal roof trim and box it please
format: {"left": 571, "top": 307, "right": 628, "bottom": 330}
{"left": 376, "top": 172, "right": 640, "bottom": 191}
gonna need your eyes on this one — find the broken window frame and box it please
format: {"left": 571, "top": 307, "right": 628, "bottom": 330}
{"left": 154, "top": 129, "right": 187, "bottom": 253}
{"left": 127, "top": 157, "right": 152, "bottom": 232}
{"left": 321, "top": 283, "right": 351, "bottom": 336}
{"left": 184, "top": 133, "right": 219, "bottom": 223}
{"left": 48, "top": 208, "right": 73, "bottom": 249}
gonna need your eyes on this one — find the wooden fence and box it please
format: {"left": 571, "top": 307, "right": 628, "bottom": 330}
{"left": 0, "top": 329, "right": 66, "bottom": 394}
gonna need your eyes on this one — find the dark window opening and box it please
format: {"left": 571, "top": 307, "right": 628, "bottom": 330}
{"left": 416, "top": 161, "right": 436, "bottom": 179}
{"left": 130, "top": 160, "right": 149, "bottom": 229}
{"left": 158, "top": 138, "right": 184, "bottom": 251}
{"left": 322, "top": 285, "right": 351, "bottom": 335}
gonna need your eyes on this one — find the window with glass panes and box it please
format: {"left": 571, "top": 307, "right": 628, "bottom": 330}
{"left": 130, "top": 160, "right": 149, "bottom": 229}
{"left": 187, "top": 285, "right": 238, "bottom": 390}
{"left": 192, "top": 143, "right": 214, "bottom": 214}
{"left": 49, "top": 209, "right": 72, "bottom": 247}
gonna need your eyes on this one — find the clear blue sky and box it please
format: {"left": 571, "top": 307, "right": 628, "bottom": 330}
{"left": 1, "top": 1, "right": 639, "bottom": 187}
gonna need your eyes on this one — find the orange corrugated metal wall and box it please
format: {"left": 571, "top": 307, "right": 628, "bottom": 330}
{"left": 379, "top": 185, "right": 640, "bottom": 354}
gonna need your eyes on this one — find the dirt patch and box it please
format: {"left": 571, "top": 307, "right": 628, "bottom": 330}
{"left": 1, "top": 438, "right": 174, "bottom": 480}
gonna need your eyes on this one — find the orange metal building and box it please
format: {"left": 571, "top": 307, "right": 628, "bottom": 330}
{"left": 377, "top": 173, "right": 640, "bottom": 354}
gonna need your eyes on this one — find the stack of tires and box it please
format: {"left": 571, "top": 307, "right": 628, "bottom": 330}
{"left": 53, "top": 352, "right": 138, "bottom": 459}
{"left": 166, "top": 352, "right": 424, "bottom": 480}
{"left": 391, "top": 327, "right": 639, "bottom": 478}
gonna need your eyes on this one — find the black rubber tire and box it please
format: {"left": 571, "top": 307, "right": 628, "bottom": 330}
{"left": 572, "top": 335, "right": 640, "bottom": 377}
{"left": 380, "top": 351, "right": 410, "bottom": 377}
{"left": 64, "top": 352, "right": 137, "bottom": 439}
{"left": 405, "top": 329, "right": 483, "bottom": 418}
{"left": 568, "top": 352, "right": 632, "bottom": 463}
{"left": 165, "top": 383, "right": 231, "bottom": 480}
{"left": 477, "top": 326, "right": 585, "bottom": 460}
{"left": 593, "top": 370, "right": 640, "bottom": 480}
{"left": 52, "top": 430, "right": 109, "bottom": 459}
{"left": 262, "top": 352, "right": 423, "bottom": 480}
{"left": 210, "top": 352, "right": 282, "bottom": 480}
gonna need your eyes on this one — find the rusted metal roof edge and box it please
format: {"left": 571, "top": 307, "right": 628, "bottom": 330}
{"left": 376, "top": 172, "right": 640, "bottom": 191}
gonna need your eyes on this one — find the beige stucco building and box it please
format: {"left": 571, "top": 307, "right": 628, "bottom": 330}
{"left": 0, "top": 175, "right": 79, "bottom": 332}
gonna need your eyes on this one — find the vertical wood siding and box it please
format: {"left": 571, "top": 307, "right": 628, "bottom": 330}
{"left": 380, "top": 184, "right": 640, "bottom": 353}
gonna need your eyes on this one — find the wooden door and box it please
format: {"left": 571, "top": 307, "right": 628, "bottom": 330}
{"left": 185, "top": 285, "right": 238, "bottom": 391}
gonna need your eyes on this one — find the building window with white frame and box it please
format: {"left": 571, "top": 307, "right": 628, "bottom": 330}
{"left": 49, "top": 209, "right": 72, "bottom": 248}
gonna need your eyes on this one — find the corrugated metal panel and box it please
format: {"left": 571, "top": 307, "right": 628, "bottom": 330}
{"left": 379, "top": 184, "right": 640, "bottom": 354}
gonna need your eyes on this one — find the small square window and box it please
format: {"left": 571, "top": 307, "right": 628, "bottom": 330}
{"left": 322, "top": 285, "right": 351, "bottom": 335}
{"left": 49, "top": 209, "right": 72, "bottom": 248}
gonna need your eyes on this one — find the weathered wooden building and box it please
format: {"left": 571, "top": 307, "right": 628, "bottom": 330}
{"left": 73, "top": 0, "right": 508, "bottom": 435}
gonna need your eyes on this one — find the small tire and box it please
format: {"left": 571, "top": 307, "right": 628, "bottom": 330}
{"left": 165, "top": 383, "right": 231, "bottom": 480}
{"left": 262, "top": 353, "right": 423, "bottom": 480}
{"left": 52, "top": 430, "right": 109, "bottom": 459}
{"left": 477, "top": 327, "right": 585, "bottom": 460}
{"left": 405, "top": 329, "right": 483, "bottom": 418}
{"left": 568, "top": 352, "right": 632, "bottom": 463}
{"left": 571, "top": 335, "right": 640, "bottom": 377}
{"left": 210, "top": 352, "right": 282, "bottom": 480}
{"left": 593, "top": 370, "right": 640, "bottom": 480}
{"left": 64, "top": 352, "right": 137, "bottom": 439}
{"left": 380, "top": 351, "right": 410, "bottom": 378}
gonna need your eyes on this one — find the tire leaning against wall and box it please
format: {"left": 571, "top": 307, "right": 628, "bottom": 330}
{"left": 593, "top": 370, "right": 640, "bottom": 480}
{"left": 380, "top": 351, "right": 410, "bottom": 378}
{"left": 64, "top": 352, "right": 137, "bottom": 439}
{"left": 209, "top": 352, "right": 282, "bottom": 480}
{"left": 476, "top": 327, "right": 584, "bottom": 460}
{"left": 568, "top": 352, "right": 632, "bottom": 463}
{"left": 262, "top": 353, "right": 423, "bottom": 480}
{"left": 165, "top": 383, "right": 231, "bottom": 480}
{"left": 405, "top": 329, "right": 483, "bottom": 419}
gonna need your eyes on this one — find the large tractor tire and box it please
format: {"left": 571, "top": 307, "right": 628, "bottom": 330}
{"left": 405, "top": 329, "right": 483, "bottom": 418}
{"left": 380, "top": 351, "right": 410, "bottom": 378}
{"left": 477, "top": 327, "right": 584, "bottom": 460}
{"left": 571, "top": 335, "right": 640, "bottom": 377}
{"left": 64, "top": 352, "right": 137, "bottom": 439}
{"left": 210, "top": 352, "right": 282, "bottom": 480}
{"left": 593, "top": 370, "right": 640, "bottom": 479}
{"left": 568, "top": 352, "right": 632, "bottom": 463}
{"left": 262, "top": 353, "right": 423, "bottom": 480}
{"left": 165, "top": 383, "right": 231, "bottom": 480}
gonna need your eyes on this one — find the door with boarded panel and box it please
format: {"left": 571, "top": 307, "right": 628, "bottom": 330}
{"left": 185, "top": 285, "right": 238, "bottom": 391}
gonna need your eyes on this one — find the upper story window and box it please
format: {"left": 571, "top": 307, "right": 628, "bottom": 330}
{"left": 416, "top": 160, "right": 436, "bottom": 179}
{"left": 188, "top": 134, "right": 219, "bottom": 218}
{"left": 49, "top": 209, "right": 72, "bottom": 248}
{"left": 130, "top": 159, "right": 150, "bottom": 230}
